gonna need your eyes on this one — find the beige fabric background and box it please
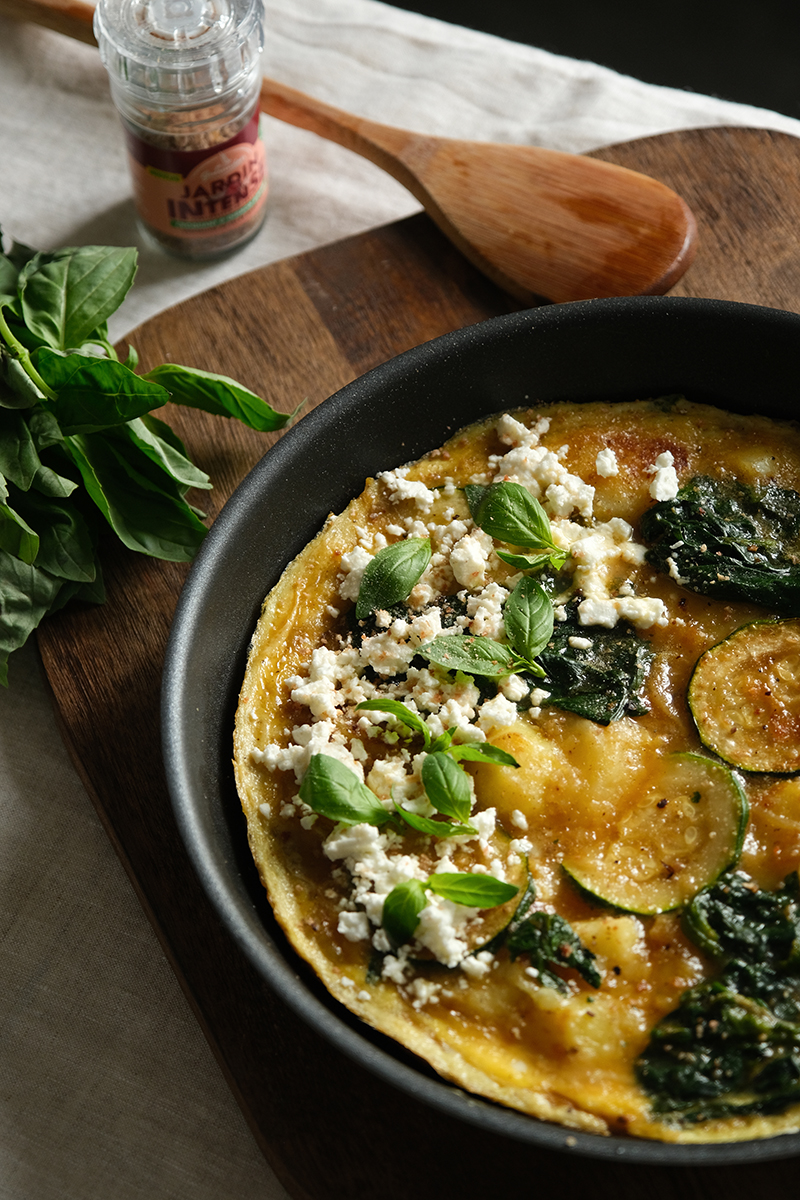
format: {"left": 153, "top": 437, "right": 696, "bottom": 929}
{"left": 2, "top": 2, "right": 800, "bottom": 1195}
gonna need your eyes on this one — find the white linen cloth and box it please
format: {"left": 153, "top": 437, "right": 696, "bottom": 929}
{"left": 2, "top": 3, "right": 800, "bottom": 1196}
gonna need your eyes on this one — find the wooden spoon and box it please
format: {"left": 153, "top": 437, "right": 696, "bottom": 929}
{"left": 6, "top": 0, "right": 697, "bottom": 303}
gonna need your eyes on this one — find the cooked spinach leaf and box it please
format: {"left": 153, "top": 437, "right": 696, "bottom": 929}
{"left": 637, "top": 870, "right": 800, "bottom": 1122}
{"left": 481, "top": 876, "right": 600, "bottom": 992}
{"left": 537, "top": 604, "right": 654, "bottom": 724}
{"left": 506, "top": 909, "right": 602, "bottom": 992}
{"left": 642, "top": 475, "right": 800, "bottom": 613}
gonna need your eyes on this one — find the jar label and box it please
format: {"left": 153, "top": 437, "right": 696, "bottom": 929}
{"left": 124, "top": 110, "right": 268, "bottom": 241}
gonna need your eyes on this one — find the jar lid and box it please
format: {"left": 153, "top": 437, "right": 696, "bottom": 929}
{"left": 94, "top": 0, "right": 264, "bottom": 107}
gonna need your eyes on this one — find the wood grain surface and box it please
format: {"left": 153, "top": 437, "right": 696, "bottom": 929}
{"left": 36, "top": 126, "right": 800, "bottom": 1198}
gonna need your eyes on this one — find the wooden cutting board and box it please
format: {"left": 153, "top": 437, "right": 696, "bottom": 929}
{"left": 37, "top": 126, "right": 800, "bottom": 1197}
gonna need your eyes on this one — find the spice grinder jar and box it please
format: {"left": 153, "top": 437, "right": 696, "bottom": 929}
{"left": 95, "top": 0, "right": 268, "bottom": 259}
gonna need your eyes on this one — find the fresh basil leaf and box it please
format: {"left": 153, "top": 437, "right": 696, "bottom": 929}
{"left": 0, "top": 254, "right": 19, "bottom": 297}
{"left": 0, "top": 547, "right": 65, "bottom": 685}
{"left": 142, "top": 363, "right": 297, "bottom": 433}
{"left": 421, "top": 751, "right": 473, "bottom": 823}
{"left": 466, "top": 481, "right": 555, "bottom": 549}
{"left": 355, "top": 537, "right": 431, "bottom": 621}
{"left": 125, "top": 416, "right": 211, "bottom": 494}
{"left": 449, "top": 742, "right": 520, "bottom": 767}
{"left": 0, "top": 503, "right": 39, "bottom": 563}
{"left": 418, "top": 633, "right": 518, "bottom": 679}
{"left": 428, "top": 873, "right": 519, "bottom": 909}
{"left": 356, "top": 698, "right": 431, "bottom": 745}
{"left": 11, "top": 487, "right": 96, "bottom": 581}
{"left": 382, "top": 879, "right": 427, "bottom": 946}
{"left": 4, "top": 235, "right": 38, "bottom": 272}
{"left": 47, "top": 565, "right": 105, "bottom": 615}
{"left": 299, "top": 753, "right": 392, "bottom": 826}
{"left": 34, "top": 350, "right": 168, "bottom": 433}
{"left": 30, "top": 461, "right": 78, "bottom": 499}
{"left": 0, "top": 352, "right": 45, "bottom": 409}
{"left": 427, "top": 727, "right": 455, "bottom": 754}
{"left": 0, "top": 408, "right": 41, "bottom": 489}
{"left": 504, "top": 575, "right": 554, "bottom": 665}
{"left": 495, "top": 548, "right": 554, "bottom": 571}
{"left": 393, "top": 806, "right": 477, "bottom": 838}
{"left": 27, "top": 405, "right": 63, "bottom": 451}
{"left": 18, "top": 246, "right": 137, "bottom": 351}
{"left": 64, "top": 432, "right": 207, "bottom": 562}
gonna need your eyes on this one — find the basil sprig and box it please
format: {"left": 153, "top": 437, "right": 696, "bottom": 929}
{"left": 355, "top": 697, "right": 519, "bottom": 767}
{"left": 465, "top": 481, "right": 568, "bottom": 571}
{"left": 0, "top": 234, "right": 297, "bottom": 684}
{"left": 418, "top": 576, "right": 553, "bottom": 680}
{"left": 300, "top": 752, "right": 480, "bottom": 838}
{"left": 383, "top": 873, "right": 519, "bottom": 947}
{"left": 355, "top": 537, "right": 431, "bottom": 620}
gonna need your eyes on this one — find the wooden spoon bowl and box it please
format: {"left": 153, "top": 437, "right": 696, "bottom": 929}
{"left": 7, "top": 0, "right": 697, "bottom": 302}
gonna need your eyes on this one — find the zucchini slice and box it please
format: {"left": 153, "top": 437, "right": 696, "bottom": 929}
{"left": 688, "top": 618, "right": 800, "bottom": 774}
{"left": 561, "top": 752, "right": 748, "bottom": 915}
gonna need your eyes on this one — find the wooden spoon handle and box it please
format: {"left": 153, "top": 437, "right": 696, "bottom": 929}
{"left": 0, "top": 0, "right": 97, "bottom": 42}
{"left": 260, "top": 76, "right": 423, "bottom": 198}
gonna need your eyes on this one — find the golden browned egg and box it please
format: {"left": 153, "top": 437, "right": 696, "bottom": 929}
{"left": 234, "top": 399, "right": 800, "bottom": 1143}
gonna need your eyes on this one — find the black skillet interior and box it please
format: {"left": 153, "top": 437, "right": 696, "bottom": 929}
{"left": 161, "top": 295, "right": 800, "bottom": 1165}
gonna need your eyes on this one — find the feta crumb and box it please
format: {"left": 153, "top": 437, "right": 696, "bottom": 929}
{"left": 338, "top": 911, "right": 371, "bottom": 942}
{"left": 378, "top": 466, "right": 436, "bottom": 511}
{"left": 568, "top": 636, "right": 593, "bottom": 651}
{"left": 510, "top": 809, "right": 529, "bottom": 831}
{"left": 450, "top": 529, "right": 494, "bottom": 590}
{"left": 338, "top": 545, "right": 373, "bottom": 602}
{"left": 477, "top": 692, "right": 519, "bottom": 733}
{"left": 461, "top": 950, "right": 494, "bottom": 979}
{"left": 647, "top": 450, "right": 680, "bottom": 501}
{"left": 595, "top": 447, "right": 619, "bottom": 477}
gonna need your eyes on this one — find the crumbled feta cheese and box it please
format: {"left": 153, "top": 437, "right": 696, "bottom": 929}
{"left": 338, "top": 545, "right": 373, "bottom": 602}
{"left": 466, "top": 581, "right": 508, "bottom": 640}
{"left": 647, "top": 450, "right": 680, "bottom": 501}
{"left": 461, "top": 950, "right": 494, "bottom": 979}
{"left": 338, "top": 910, "right": 371, "bottom": 942}
{"left": 450, "top": 529, "right": 494, "bottom": 590}
{"left": 478, "top": 692, "right": 520, "bottom": 733}
{"left": 595, "top": 447, "right": 619, "bottom": 477}
{"left": 407, "top": 977, "right": 442, "bottom": 1009}
{"left": 500, "top": 673, "right": 529, "bottom": 703}
{"left": 378, "top": 466, "right": 437, "bottom": 511}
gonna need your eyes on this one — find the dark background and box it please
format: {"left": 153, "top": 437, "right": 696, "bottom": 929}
{"left": 387, "top": 0, "right": 800, "bottom": 121}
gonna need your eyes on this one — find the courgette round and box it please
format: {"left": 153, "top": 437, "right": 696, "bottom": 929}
{"left": 688, "top": 618, "right": 800, "bottom": 774}
{"left": 561, "top": 752, "right": 748, "bottom": 915}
